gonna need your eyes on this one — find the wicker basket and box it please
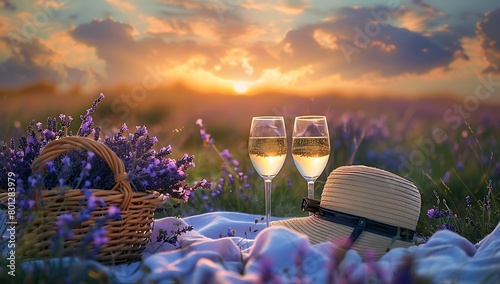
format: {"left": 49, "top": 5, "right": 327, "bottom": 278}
{"left": 1, "top": 136, "right": 166, "bottom": 264}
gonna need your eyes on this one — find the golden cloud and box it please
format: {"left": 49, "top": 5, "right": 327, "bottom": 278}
{"left": 106, "top": 0, "right": 136, "bottom": 11}
{"left": 313, "top": 29, "right": 339, "bottom": 51}
{"left": 46, "top": 30, "right": 106, "bottom": 78}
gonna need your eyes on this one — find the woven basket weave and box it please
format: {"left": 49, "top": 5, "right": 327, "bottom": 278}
{"left": 2, "top": 136, "right": 166, "bottom": 264}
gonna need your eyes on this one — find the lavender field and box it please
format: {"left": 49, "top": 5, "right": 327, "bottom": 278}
{"left": 1, "top": 88, "right": 499, "bottom": 283}
{"left": 1, "top": 88, "right": 499, "bottom": 239}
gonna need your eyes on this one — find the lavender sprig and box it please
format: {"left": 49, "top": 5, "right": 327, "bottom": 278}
{"left": 425, "top": 180, "right": 498, "bottom": 243}
{"left": 183, "top": 119, "right": 254, "bottom": 214}
{"left": 77, "top": 93, "right": 104, "bottom": 137}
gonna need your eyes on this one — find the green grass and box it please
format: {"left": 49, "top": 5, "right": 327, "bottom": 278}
{"left": 162, "top": 115, "right": 499, "bottom": 243}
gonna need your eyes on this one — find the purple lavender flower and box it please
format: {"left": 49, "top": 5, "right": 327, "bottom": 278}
{"left": 92, "top": 227, "right": 108, "bottom": 247}
{"left": 427, "top": 207, "right": 442, "bottom": 219}
{"left": 196, "top": 118, "right": 214, "bottom": 146}
{"left": 258, "top": 257, "right": 279, "bottom": 284}
{"left": 221, "top": 149, "right": 232, "bottom": 161}
{"left": 77, "top": 93, "right": 104, "bottom": 137}
{"left": 87, "top": 195, "right": 98, "bottom": 210}
{"left": 59, "top": 114, "right": 66, "bottom": 125}
{"left": 441, "top": 223, "right": 456, "bottom": 232}
{"left": 108, "top": 205, "right": 120, "bottom": 217}
{"left": 42, "top": 129, "right": 56, "bottom": 141}
{"left": 51, "top": 213, "right": 76, "bottom": 250}
{"left": 167, "top": 235, "right": 178, "bottom": 245}
{"left": 194, "top": 179, "right": 212, "bottom": 190}
{"left": 79, "top": 208, "right": 91, "bottom": 221}
{"left": 51, "top": 117, "right": 57, "bottom": 132}
{"left": 56, "top": 213, "right": 74, "bottom": 227}
{"left": 19, "top": 198, "right": 35, "bottom": 210}
{"left": 78, "top": 116, "right": 94, "bottom": 137}
{"left": 157, "top": 146, "right": 173, "bottom": 157}
{"left": 293, "top": 241, "right": 309, "bottom": 280}
{"left": 94, "top": 126, "right": 101, "bottom": 141}
{"left": 442, "top": 171, "right": 451, "bottom": 183}
{"left": 103, "top": 123, "right": 201, "bottom": 200}
{"left": 155, "top": 226, "right": 193, "bottom": 248}
{"left": 433, "top": 190, "right": 440, "bottom": 201}
{"left": 182, "top": 118, "right": 257, "bottom": 214}
{"left": 486, "top": 180, "right": 492, "bottom": 212}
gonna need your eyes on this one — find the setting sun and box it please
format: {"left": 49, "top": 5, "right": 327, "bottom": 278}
{"left": 233, "top": 81, "right": 248, "bottom": 94}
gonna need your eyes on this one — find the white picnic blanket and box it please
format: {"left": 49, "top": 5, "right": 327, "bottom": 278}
{"left": 3, "top": 212, "right": 500, "bottom": 283}
{"left": 114, "top": 212, "right": 500, "bottom": 283}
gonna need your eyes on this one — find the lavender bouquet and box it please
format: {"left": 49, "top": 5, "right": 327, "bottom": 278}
{"left": 0, "top": 93, "right": 211, "bottom": 262}
{"left": 0, "top": 93, "right": 208, "bottom": 202}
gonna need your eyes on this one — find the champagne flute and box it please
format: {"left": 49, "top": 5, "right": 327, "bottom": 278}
{"left": 292, "top": 116, "right": 330, "bottom": 205}
{"left": 248, "top": 116, "right": 287, "bottom": 227}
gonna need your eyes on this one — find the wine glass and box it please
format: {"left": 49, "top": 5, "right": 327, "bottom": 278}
{"left": 248, "top": 116, "right": 287, "bottom": 227}
{"left": 292, "top": 116, "right": 330, "bottom": 205}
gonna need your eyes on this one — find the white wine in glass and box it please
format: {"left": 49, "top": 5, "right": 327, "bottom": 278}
{"left": 292, "top": 116, "right": 330, "bottom": 203}
{"left": 248, "top": 116, "right": 287, "bottom": 227}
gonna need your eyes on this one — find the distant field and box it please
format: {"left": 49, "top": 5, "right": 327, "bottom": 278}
{"left": 1, "top": 85, "right": 499, "bottom": 236}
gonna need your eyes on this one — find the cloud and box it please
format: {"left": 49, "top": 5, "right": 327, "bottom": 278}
{"left": 46, "top": 31, "right": 105, "bottom": 71}
{"left": 145, "top": 15, "right": 192, "bottom": 37}
{"left": 70, "top": 18, "right": 152, "bottom": 84}
{"left": 106, "top": 0, "right": 136, "bottom": 12}
{"left": 0, "top": 1, "right": 489, "bottom": 95}
{"left": 0, "top": 15, "right": 10, "bottom": 38}
{"left": 275, "top": 6, "right": 468, "bottom": 79}
{"left": 477, "top": 8, "right": 500, "bottom": 74}
{"left": 214, "top": 48, "right": 257, "bottom": 80}
{"left": 63, "top": 64, "right": 87, "bottom": 85}
{"left": 2, "top": 5, "right": 470, "bottom": 89}
{"left": 0, "top": 37, "right": 59, "bottom": 87}
{"left": 0, "top": 0, "right": 16, "bottom": 11}
{"left": 0, "top": 25, "right": 105, "bottom": 89}
{"left": 153, "top": 0, "right": 256, "bottom": 41}
{"left": 279, "top": 0, "right": 310, "bottom": 15}
{"left": 411, "top": 0, "right": 443, "bottom": 16}
{"left": 65, "top": 3, "right": 271, "bottom": 83}
{"left": 242, "top": 0, "right": 310, "bottom": 15}
{"left": 397, "top": 8, "right": 435, "bottom": 33}
{"left": 399, "top": 1, "right": 476, "bottom": 45}
{"left": 69, "top": 17, "right": 229, "bottom": 84}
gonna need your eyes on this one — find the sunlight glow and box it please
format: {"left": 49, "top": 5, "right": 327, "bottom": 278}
{"left": 234, "top": 81, "right": 248, "bottom": 94}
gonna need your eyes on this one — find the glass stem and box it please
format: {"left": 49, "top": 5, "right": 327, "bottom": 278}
{"left": 265, "top": 179, "right": 272, "bottom": 227}
{"left": 307, "top": 181, "right": 315, "bottom": 216}
{"left": 307, "top": 181, "right": 315, "bottom": 199}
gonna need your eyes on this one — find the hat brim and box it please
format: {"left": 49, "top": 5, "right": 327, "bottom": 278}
{"left": 271, "top": 215, "right": 413, "bottom": 258}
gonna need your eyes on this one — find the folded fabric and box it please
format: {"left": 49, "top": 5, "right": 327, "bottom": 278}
{"left": 3, "top": 212, "right": 498, "bottom": 283}
{"left": 139, "top": 213, "right": 500, "bottom": 283}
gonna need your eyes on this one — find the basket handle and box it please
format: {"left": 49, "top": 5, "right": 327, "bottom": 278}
{"left": 31, "top": 136, "right": 133, "bottom": 211}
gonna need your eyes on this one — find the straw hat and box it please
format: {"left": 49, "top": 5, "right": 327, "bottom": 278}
{"left": 271, "top": 165, "right": 421, "bottom": 258}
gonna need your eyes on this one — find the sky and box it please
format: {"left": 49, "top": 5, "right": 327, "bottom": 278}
{"left": 1, "top": 0, "right": 500, "bottom": 97}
